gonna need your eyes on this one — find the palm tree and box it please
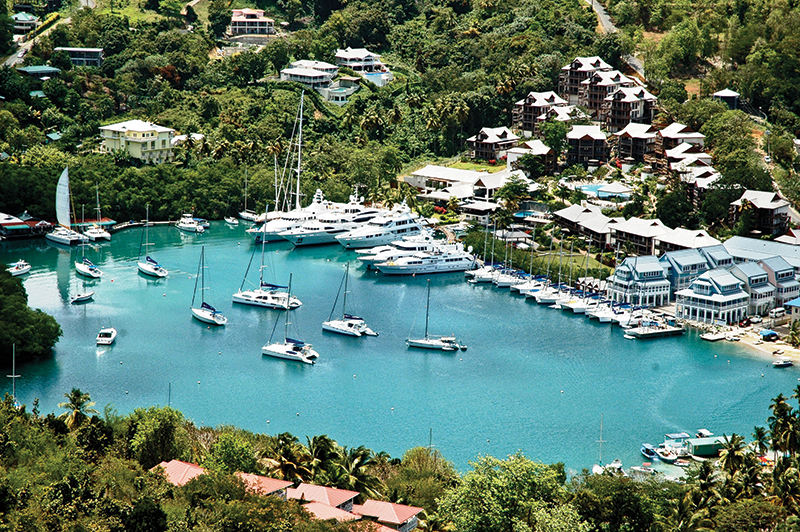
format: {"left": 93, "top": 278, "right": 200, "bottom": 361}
{"left": 259, "top": 433, "right": 313, "bottom": 483}
{"left": 58, "top": 388, "right": 99, "bottom": 429}
{"left": 332, "top": 446, "right": 383, "bottom": 501}
{"left": 306, "top": 435, "right": 340, "bottom": 482}
{"left": 789, "top": 320, "right": 800, "bottom": 348}
{"left": 752, "top": 426, "right": 770, "bottom": 456}
{"left": 769, "top": 393, "right": 795, "bottom": 455}
{"left": 718, "top": 433, "right": 747, "bottom": 477}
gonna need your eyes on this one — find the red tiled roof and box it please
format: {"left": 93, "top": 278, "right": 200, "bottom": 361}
{"left": 303, "top": 502, "right": 360, "bottom": 522}
{"left": 287, "top": 483, "right": 359, "bottom": 508}
{"left": 236, "top": 472, "right": 292, "bottom": 495}
{"left": 352, "top": 500, "right": 423, "bottom": 525}
{"left": 151, "top": 460, "right": 205, "bottom": 486}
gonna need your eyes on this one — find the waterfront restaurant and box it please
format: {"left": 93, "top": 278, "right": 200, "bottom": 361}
{"left": 675, "top": 269, "right": 749, "bottom": 325}
{"left": 658, "top": 248, "right": 710, "bottom": 296}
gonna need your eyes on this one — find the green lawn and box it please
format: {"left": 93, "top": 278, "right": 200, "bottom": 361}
{"left": 450, "top": 161, "right": 508, "bottom": 173}
{"left": 92, "top": 0, "right": 162, "bottom": 23}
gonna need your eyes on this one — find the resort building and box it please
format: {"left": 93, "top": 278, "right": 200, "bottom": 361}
{"left": 578, "top": 70, "right": 634, "bottom": 118}
{"left": 654, "top": 227, "right": 720, "bottom": 254}
{"left": 757, "top": 256, "right": 800, "bottom": 307}
{"left": 303, "top": 503, "right": 361, "bottom": 523}
{"left": 721, "top": 236, "right": 800, "bottom": 272}
{"left": 566, "top": 125, "right": 607, "bottom": 167}
{"left": 513, "top": 91, "right": 567, "bottom": 135}
{"left": 785, "top": 297, "right": 800, "bottom": 325}
{"left": 53, "top": 47, "right": 104, "bottom": 67}
{"left": 505, "top": 139, "right": 557, "bottom": 175}
{"left": 730, "top": 190, "right": 790, "bottom": 236}
{"left": 614, "top": 123, "right": 657, "bottom": 163}
{"left": 466, "top": 126, "right": 519, "bottom": 160}
{"left": 606, "top": 256, "right": 671, "bottom": 307}
{"left": 659, "top": 249, "right": 711, "bottom": 295}
{"left": 402, "top": 165, "right": 486, "bottom": 192}
{"left": 352, "top": 500, "right": 424, "bottom": 532}
{"left": 16, "top": 65, "right": 60, "bottom": 78}
{"left": 682, "top": 167, "right": 721, "bottom": 208}
{"left": 730, "top": 261, "right": 775, "bottom": 316}
{"left": 675, "top": 269, "right": 749, "bottom": 325}
{"left": 604, "top": 86, "right": 657, "bottom": 133}
{"left": 0, "top": 211, "right": 52, "bottom": 239}
{"left": 471, "top": 169, "right": 530, "bottom": 200}
{"left": 552, "top": 204, "right": 603, "bottom": 235}
{"left": 12, "top": 12, "right": 38, "bottom": 33}
{"left": 287, "top": 483, "right": 359, "bottom": 512}
{"left": 579, "top": 214, "right": 620, "bottom": 247}
{"left": 698, "top": 244, "right": 734, "bottom": 270}
{"left": 610, "top": 216, "right": 671, "bottom": 256}
{"left": 151, "top": 460, "right": 206, "bottom": 486}
{"left": 460, "top": 200, "right": 499, "bottom": 224}
{"left": 236, "top": 473, "right": 292, "bottom": 498}
{"left": 535, "top": 105, "right": 589, "bottom": 134}
{"left": 228, "top": 8, "right": 274, "bottom": 35}
{"left": 98, "top": 119, "right": 175, "bottom": 164}
{"left": 558, "top": 56, "right": 612, "bottom": 105}
{"left": 290, "top": 59, "right": 338, "bottom": 75}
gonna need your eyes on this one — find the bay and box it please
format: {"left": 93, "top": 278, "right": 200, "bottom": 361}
{"left": 0, "top": 223, "right": 794, "bottom": 474}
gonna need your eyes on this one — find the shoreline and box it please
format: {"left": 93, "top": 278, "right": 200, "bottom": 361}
{"left": 685, "top": 322, "right": 797, "bottom": 362}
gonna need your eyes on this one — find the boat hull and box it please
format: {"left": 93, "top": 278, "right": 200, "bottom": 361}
{"left": 322, "top": 318, "right": 378, "bottom": 337}
{"left": 71, "top": 291, "right": 94, "bottom": 303}
{"left": 85, "top": 227, "right": 111, "bottom": 241}
{"left": 138, "top": 262, "right": 168, "bottom": 278}
{"left": 191, "top": 307, "right": 228, "bottom": 325}
{"left": 262, "top": 342, "right": 317, "bottom": 364}
{"left": 407, "top": 337, "right": 464, "bottom": 351}
{"left": 76, "top": 261, "right": 103, "bottom": 278}
{"left": 377, "top": 261, "right": 474, "bottom": 275}
{"left": 96, "top": 328, "right": 117, "bottom": 345}
{"left": 7, "top": 261, "right": 31, "bottom": 276}
{"left": 232, "top": 289, "right": 302, "bottom": 309}
{"left": 46, "top": 228, "right": 89, "bottom": 245}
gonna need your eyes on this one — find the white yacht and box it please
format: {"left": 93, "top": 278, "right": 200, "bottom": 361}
{"left": 177, "top": 214, "right": 205, "bottom": 233}
{"left": 232, "top": 282, "right": 302, "bottom": 309}
{"left": 336, "top": 211, "right": 425, "bottom": 249}
{"left": 262, "top": 274, "right": 318, "bottom": 364}
{"left": 247, "top": 189, "right": 334, "bottom": 243}
{"left": 407, "top": 280, "right": 467, "bottom": 351}
{"left": 96, "top": 327, "right": 117, "bottom": 345}
{"left": 137, "top": 206, "right": 168, "bottom": 278}
{"left": 85, "top": 186, "right": 111, "bottom": 241}
{"left": 279, "top": 203, "right": 383, "bottom": 247}
{"left": 376, "top": 244, "right": 475, "bottom": 275}
{"left": 46, "top": 168, "right": 90, "bottom": 245}
{"left": 322, "top": 263, "right": 378, "bottom": 337}
{"left": 46, "top": 226, "right": 88, "bottom": 245}
{"left": 358, "top": 236, "right": 444, "bottom": 269}
{"left": 190, "top": 246, "right": 228, "bottom": 326}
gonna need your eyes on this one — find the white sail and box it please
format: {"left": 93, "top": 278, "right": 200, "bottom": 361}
{"left": 55, "top": 167, "right": 71, "bottom": 228}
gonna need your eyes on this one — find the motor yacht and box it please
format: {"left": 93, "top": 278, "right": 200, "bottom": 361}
{"left": 96, "top": 327, "right": 117, "bottom": 345}
{"left": 280, "top": 206, "right": 383, "bottom": 246}
{"left": 84, "top": 225, "right": 111, "bottom": 241}
{"left": 358, "top": 236, "right": 445, "bottom": 269}
{"left": 177, "top": 214, "right": 205, "bottom": 233}
{"left": 375, "top": 244, "right": 475, "bottom": 275}
{"left": 75, "top": 257, "right": 103, "bottom": 278}
{"left": 336, "top": 211, "right": 425, "bottom": 249}
{"left": 6, "top": 260, "right": 31, "bottom": 276}
{"left": 247, "top": 189, "right": 335, "bottom": 243}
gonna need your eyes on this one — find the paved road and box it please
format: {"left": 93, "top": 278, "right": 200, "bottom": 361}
{"left": 582, "top": 0, "right": 645, "bottom": 78}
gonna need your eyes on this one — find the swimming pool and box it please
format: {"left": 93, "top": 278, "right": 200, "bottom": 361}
{"left": 579, "top": 183, "right": 630, "bottom": 199}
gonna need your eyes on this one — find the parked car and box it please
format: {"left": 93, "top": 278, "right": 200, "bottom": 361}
{"left": 765, "top": 155, "right": 772, "bottom": 164}
{"left": 739, "top": 318, "right": 751, "bottom": 327}
{"left": 751, "top": 315, "right": 763, "bottom": 323}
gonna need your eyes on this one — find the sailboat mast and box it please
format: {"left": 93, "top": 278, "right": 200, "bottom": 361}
{"left": 568, "top": 241, "right": 574, "bottom": 287}
{"left": 244, "top": 168, "right": 248, "bottom": 213}
{"left": 528, "top": 227, "right": 536, "bottom": 275}
{"left": 95, "top": 185, "right": 102, "bottom": 223}
{"left": 342, "top": 262, "right": 349, "bottom": 318}
{"left": 80, "top": 205, "right": 86, "bottom": 259}
{"left": 597, "top": 414, "right": 605, "bottom": 466}
{"left": 191, "top": 246, "right": 202, "bottom": 308}
{"left": 201, "top": 246, "right": 205, "bottom": 304}
{"left": 424, "top": 280, "right": 431, "bottom": 339}
{"left": 295, "top": 91, "right": 304, "bottom": 211}
{"left": 258, "top": 205, "right": 267, "bottom": 287}
{"left": 285, "top": 274, "right": 293, "bottom": 340}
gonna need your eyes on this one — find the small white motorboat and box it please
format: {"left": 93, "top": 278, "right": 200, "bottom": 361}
{"left": 6, "top": 259, "right": 31, "bottom": 276}
{"left": 96, "top": 327, "right": 117, "bottom": 345}
{"left": 177, "top": 214, "right": 205, "bottom": 233}
{"left": 71, "top": 291, "right": 94, "bottom": 304}
{"left": 224, "top": 216, "right": 239, "bottom": 226}
{"left": 774, "top": 358, "right": 793, "bottom": 368}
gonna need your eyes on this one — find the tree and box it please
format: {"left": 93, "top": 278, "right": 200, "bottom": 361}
{"left": 517, "top": 153, "right": 546, "bottom": 179}
{"left": 123, "top": 497, "right": 167, "bottom": 532}
{"left": 437, "top": 453, "right": 568, "bottom": 532}
{"left": 656, "top": 185, "right": 697, "bottom": 229}
{"left": 185, "top": 4, "right": 198, "bottom": 25}
{"left": 752, "top": 426, "right": 769, "bottom": 456}
{"left": 540, "top": 120, "right": 568, "bottom": 156}
{"left": 127, "top": 406, "right": 188, "bottom": 469}
{"left": 58, "top": 388, "right": 99, "bottom": 430}
{"left": 204, "top": 432, "right": 258, "bottom": 473}
{"left": 208, "top": 0, "right": 232, "bottom": 38}
{"left": 718, "top": 433, "right": 747, "bottom": 477}
{"left": 0, "top": 269, "right": 62, "bottom": 364}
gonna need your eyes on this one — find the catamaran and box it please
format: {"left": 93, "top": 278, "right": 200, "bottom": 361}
{"left": 137, "top": 205, "right": 168, "bottom": 278}
{"left": 322, "top": 262, "right": 377, "bottom": 337}
{"left": 46, "top": 167, "right": 89, "bottom": 245}
{"left": 75, "top": 206, "right": 103, "bottom": 278}
{"left": 190, "top": 246, "right": 227, "bottom": 326}
{"left": 262, "top": 274, "right": 318, "bottom": 364}
{"left": 84, "top": 185, "right": 111, "bottom": 241}
{"left": 407, "top": 279, "right": 467, "bottom": 351}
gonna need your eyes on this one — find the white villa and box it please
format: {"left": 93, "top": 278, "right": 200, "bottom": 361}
{"left": 228, "top": 8, "right": 274, "bottom": 35}
{"left": 335, "top": 47, "right": 393, "bottom": 86}
{"left": 607, "top": 256, "right": 671, "bottom": 307}
{"left": 99, "top": 119, "right": 175, "bottom": 164}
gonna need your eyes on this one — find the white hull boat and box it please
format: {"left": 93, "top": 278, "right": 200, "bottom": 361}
{"left": 262, "top": 274, "right": 317, "bottom": 364}
{"left": 224, "top": 216, "right": 239, "bottom": 226}
{"left": 191, "top": 246, "right": 227, "bottom": 326}
{"left": 96, "top": 327, "right": 117, "bottom": 345}
{"left": 75, "top": 258, "right": 103, "bottom": 278}
{"left": 71, "top": 291, "right": 94, "bottom": 303}
{"left": 407, "top": 280, "right": 467, "bottom": 351}
{"left": 47, "top": 168, "right": 89, "bottom": 245}
{"left": 46, "top": 227, "right": 88, "bottom": 245}
{"left": 336, "top": 210, "right": 424, "bottom": 249}
{"left": 376, "top": 245, "right": 475, "bottom": 275}
{"left": 177, "top": 214, "right": 205, "bottom": 233}
{"left": 248, "top": 189, "right": 332, "bottom": 243}
{"left": 232, "top": 286, "right": 301, "bottom": 309}
{"left": 7, "top": 260, "right": 31, "bottom": 276}
{"left": 322, "top": 263, "right": 377, "bottom": 337}
{"left": 137, "top": 206, "right": 168, "bottom": 277}
{"left": 84, "top": 225, "right": 111, "bottom": 241}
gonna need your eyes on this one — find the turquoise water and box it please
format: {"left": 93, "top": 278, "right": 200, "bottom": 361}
{"left": 0, "top": 224, "right": 795, "bottom": 473}
{"left": 580, "top": 183, "right": 630, "bottom": 200}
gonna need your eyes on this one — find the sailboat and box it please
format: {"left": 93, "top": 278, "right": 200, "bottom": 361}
{"left": 137, "top": 204, "right": 168, "bottom": 277}
{"left": 84, "top": 185, "right": 111, "bottom": 241}
{"left": 407, "top": 279, "right": 467, "bottom": 351}
{"left": 46, "top": 167, "right": 89, "bottom": 245}
{"left": 322, "top": 262, "right": 378, "bottom": 337}
{"left": 233, "top": 206, "right": 302, "bottom": 309}
{"left": 262, "top": 274, "right": 318, "bottom": 364}
{"left": 190, "top": 246, "right": 227, "bottom": 325}
{"left": 75, "top": 205, "right": 103, "bottom": 278}
{"left": 71, "top": 240, "right": 95, "bottom": 304}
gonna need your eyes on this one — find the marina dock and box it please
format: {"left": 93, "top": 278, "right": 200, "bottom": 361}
{"left": 626, "top": 324, "right": 685, "bottom": 338}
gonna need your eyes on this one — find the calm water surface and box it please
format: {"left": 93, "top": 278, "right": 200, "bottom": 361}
{"left": 1, "top": 224, "right": 796, "bottom": 473}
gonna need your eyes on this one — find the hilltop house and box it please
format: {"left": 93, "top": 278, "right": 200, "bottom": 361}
{"left": 578, "top": 70, "right": 634, "bottom": 118}
{"left": 506, "top": 139, "right": 557, "bottom": 175}
{"left": 513, "top": 91, "right": 566, "bottom": 135}
{"left": 98, "top": 119, "right": 175, "bottom": 164}
{"left": 605, "top": 86, "right": 657, "bottom": 133}
{"left": 53, "top": 47, "right": 103, "bottom": 66}
{"left": 614, "top": 123, "right": 657, "bottom": 162}
{"left": 730, "top": 190, "right": 790, "bottom": 236}
{"left": 228, "top": 8, "right": 274, "bottom": 35}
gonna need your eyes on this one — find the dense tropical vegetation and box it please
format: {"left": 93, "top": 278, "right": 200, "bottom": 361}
{"left": 3, "top": 386, "right": 800, "bottom": 530}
